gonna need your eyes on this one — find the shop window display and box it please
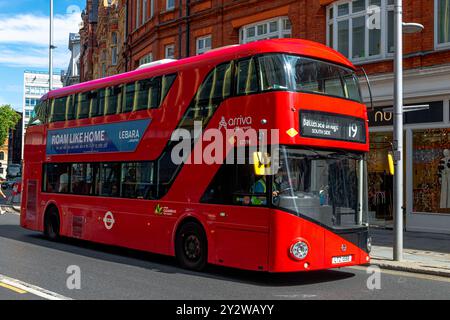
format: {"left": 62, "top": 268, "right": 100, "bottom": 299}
{"left": 413, "top": 128, "right": 450, "bottom": 214}
{"left": 368, "top": 132, "right": 393, "bottom": 224}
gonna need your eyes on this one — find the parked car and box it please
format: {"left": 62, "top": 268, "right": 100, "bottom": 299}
{"left": 6, "top": 164, "right": 21, "bottom": 179}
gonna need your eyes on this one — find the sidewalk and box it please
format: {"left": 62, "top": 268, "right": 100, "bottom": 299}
{"left": 0, "top": 191, "right": 20, "bottom": 214}
{"left": 370, "top": 228, "right": 450, "bottom": 277}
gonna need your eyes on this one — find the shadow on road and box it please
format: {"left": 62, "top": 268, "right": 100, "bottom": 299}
{"left": 0, "top": 220, "right": 356, "bottom": 287}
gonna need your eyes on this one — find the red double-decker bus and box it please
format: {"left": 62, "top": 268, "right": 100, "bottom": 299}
{"left": 21, "top": 39, "right": 371, "bottom": 272}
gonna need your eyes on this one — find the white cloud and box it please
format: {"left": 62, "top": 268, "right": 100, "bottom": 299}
{"left": 0, "top": 46, "right": 70, "bottom": 68}
{"left": 0, "top": 7, "right": 82, "bottom": 69}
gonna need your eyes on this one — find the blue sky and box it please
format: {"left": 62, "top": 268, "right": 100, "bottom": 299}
{"left": 0, "top": 0, "right": 84, "bottom": 111}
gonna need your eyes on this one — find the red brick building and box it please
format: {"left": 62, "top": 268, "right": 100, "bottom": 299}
{"left": 79, "top": 0, "right": 98, "bottom": 82}
{"left": 126, "top": 1, "right": 450, "bottom": 74}
{"left": 126, "top": 0, "right": 326, "bottom": 69}
{"left": 79, "top": 0, "right": 450, "bottom": 234}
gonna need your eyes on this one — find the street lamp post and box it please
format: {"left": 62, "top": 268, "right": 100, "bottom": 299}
{"left": 393, "top": 0, "right": 424, "bottom": 261}
{"left": 49, "top": 0, "right": 53, "bottom": 91}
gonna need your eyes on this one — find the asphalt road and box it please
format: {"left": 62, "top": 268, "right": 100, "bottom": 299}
{"left": 0, "top": 209, "right": 449, "bottom": 300}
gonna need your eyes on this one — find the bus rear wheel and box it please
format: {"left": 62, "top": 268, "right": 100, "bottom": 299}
{"left": 175, "top": 222, "right": 207, "bottom": 271}
{"left": 44, "top": 207, "right": 60, "bottom": 241}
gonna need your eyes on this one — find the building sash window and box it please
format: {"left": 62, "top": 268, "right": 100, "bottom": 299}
{"left": 101, "top": 63, "right": 106, "bottom": 78}
{"left": 196, "top": 35, "right": 212, "bottom": 55}
{"left": 165, "top": 44, "right": 175, "bottom": 59}
{"left": 139, "top": 53, "right": 153, "bottom": 65}
{"left": 150, "top": 0, "right": 154, "bottom": 18}
{"left": 142, "top": 0, "right": 147, "bottom": 23}
{"left": 239, "top": 16, "right": 291, "bottom": 44}
{"left": 436, "top": 0, "right": 450, "bottom": 48}
{"left": 135, "top": 0, "right": 141, "bottom": 30}
{"left": 166, "top": 0, "right": 175, "bottom": 11}
{"left": 111, "top": 32, "right": 118, "bottom": 66}
{"left": 327, "top": 0, "right": 395, "bottom": 63}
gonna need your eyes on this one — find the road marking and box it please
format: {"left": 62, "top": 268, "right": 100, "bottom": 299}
{"left": 349, "top": 266, "right": 450, "bottom": 283}
{"left": 0, "top": 282, "right": 27, "bottom": 294}
{"left": 0, "top": 274, "right": 72, "bottom": 300}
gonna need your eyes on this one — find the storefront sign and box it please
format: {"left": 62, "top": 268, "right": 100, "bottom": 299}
{"left": 46, "top": 119, "right": 151, "bottom": 155}
{"left": 368, "top": 101, "right": 443, "bottom": 127}
{"left": 299, "top": 110, "right": 366, "bottom": 143}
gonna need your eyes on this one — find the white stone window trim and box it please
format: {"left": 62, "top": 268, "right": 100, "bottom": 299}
{"left": 165, "top": 44, "right": 175, "bottom": 59}
{"left": 435, "top": 0, "right": 450, "bottom": 50}
{"left": 196, "top": 35, "right": 212, "bottom": 55}
{"left": 327, "top": 0, "right": 395, "bottom": 64}
{"left": 239, "top": 16, "right": 292, "bottom": 44}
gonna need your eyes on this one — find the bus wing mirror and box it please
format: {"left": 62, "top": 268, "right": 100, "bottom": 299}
{"left": 387, "top": 152, "right": 395, "bottom": 175}
{"left": 359, "top": 67, "right": 374, "bottom": 111}
{"left": 253, "top": 152, "right": 272, "bottom": 176}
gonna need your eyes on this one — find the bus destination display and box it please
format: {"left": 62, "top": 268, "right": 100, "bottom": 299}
{"left": 299, "top": 110, "right": 366, "bottom": 143}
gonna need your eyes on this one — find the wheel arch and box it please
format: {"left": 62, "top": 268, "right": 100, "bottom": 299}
{"left": 41, "top": 201, "right": 62, "bottom": 232}
{"left": 171, "top": 214, "right": 210, "bottom": 258}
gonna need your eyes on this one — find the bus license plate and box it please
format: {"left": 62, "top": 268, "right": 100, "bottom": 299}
{"left": 332, "top": 255, "right": 352, "bottom": 264}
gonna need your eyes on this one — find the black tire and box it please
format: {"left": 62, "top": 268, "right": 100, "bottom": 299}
{"left": 175, "top": 222, "right": 207, "bottom": 271}
{"left": 44, "top": 207, "right": 60, "bottom": 241}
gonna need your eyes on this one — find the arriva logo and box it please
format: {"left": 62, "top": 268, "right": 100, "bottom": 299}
{"left": 219, "top": 116, "right": 253, "bottom": 130}
{"left": 218, "top": 117, "right": 228, "bottom": 130}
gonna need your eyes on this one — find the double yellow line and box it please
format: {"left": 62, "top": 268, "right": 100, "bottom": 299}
{"left": 0, "top": 281, "right": 27, "bottom": 294}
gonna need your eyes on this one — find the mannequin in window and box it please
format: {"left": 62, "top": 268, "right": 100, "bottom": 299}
{"left": 438, "top": 149, "right": 450, "bottom": 208}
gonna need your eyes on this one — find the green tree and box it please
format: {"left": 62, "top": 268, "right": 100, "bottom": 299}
{"left": 0, "top": 104, "right": 21, "bottom": 146}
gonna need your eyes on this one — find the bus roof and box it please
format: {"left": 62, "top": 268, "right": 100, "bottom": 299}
{"left": 44, "top": 38, "right": 355, "bottom": 100}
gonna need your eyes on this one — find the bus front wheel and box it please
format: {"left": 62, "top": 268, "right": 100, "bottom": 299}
{"left": 44, "top": 207, "right": 60, "bottom": 241}
{"left": 175, "top": 222, "right": 207, "bottom": 271}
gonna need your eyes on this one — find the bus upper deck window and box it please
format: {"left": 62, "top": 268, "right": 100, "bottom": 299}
{"left": 134, "top": 77, "right": 162, "bottom": 111}
{"left": 29, "top": 100, "right": 47, "bottom": 126}
{"left": 123, "top": 82, "right": 136, "bottom": 113}
{"left": 66, "top": 95, "right": 76, "bottom": 121}
{"left": 52, "top": 97, "right": 67, "bottom": 122}
{"left": 97, "top": 89, "right": 107, "bottom": 117}
{"left": 258, "top": 55, "right": 288, "bottom": 91}
{"left": 105, "top": 86, "right": 121, "bottom": 115}
{"left": 236, "top": 58, "right": 258, "bottom": 95}
{"left": 286, "top": 55, "right": 362, "bottom": 103}
{"left": 89, "top": 91, "right": 100, "bottom": 117}
{"left": 77, "top": 93, "right": 90, "bottom": 119}
{"left": 161, "top": 74, "right": 176, "bottom": 105}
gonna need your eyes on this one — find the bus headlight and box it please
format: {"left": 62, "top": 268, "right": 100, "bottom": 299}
{"left": 290, "top": 240, "right": 309, "bottom": 260}
{"left": 367, "top": 236, "right": 372, "bottom": 253}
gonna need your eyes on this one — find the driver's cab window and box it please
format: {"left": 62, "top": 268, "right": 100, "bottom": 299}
{"left": 201, "top": 162, "right": 268, "bottom": 206}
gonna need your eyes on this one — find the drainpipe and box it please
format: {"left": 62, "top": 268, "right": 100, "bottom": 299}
{"left": 124, "top": 0, "right": 129, "bottom": 72}
{"left": 186, "top": 0, "right": 190, "bottom": 57}
{"left": 178, "top": 0, "right": 183, "bottom": 59}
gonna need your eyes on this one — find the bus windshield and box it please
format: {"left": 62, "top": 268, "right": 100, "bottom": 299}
{"left": 258, "top": 54, "right": 362, "bottom": 102}
{"left": 272, "top": 146, "right": 368, "bottom": 229}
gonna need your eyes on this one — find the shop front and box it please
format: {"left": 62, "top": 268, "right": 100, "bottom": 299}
{"left": 368, "top": 100, "right": 450, "bottom": 234}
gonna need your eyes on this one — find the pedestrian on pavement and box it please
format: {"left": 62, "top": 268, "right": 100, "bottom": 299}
{"left": 0, "top": 188, "right": 6, "bottom": 215}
